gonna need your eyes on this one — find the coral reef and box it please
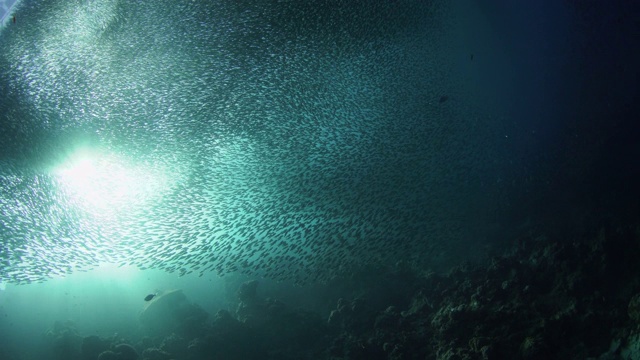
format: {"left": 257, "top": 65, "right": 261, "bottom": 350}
{"left": 322, "top": 222, "right": 640, "bottom": 360}
{"left": 41, "top": 219, "right": 640, "bottom": 360}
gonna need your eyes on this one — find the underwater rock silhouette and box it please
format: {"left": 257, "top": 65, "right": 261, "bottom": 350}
{"left": 46, "top": 320, "right": 82, "bottom": 360}
{"left": 98, "top": 350, "right": 119, "bottom": 360}
{"left": 97, "top": 351, "right": 118, "bottom": 360}
{"left": 113, "top": 343, "right": 138, "bottom": 360}
{"left": 81, "top": 335, "right": 110, "bottom": 360}
{"left": 141, "top": 348, "right": 171, "bottom": 360}
{"left": 139, "top": 289, "right": 208, "bottom": 338}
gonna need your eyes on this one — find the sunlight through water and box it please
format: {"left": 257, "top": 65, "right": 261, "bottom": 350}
{"left": 54, "top": 148, "right": 173, "bottom": 219}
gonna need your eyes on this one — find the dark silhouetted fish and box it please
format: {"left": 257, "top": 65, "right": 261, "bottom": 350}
{"left": 144, "top": 294, "right": 156, "bottom": 301}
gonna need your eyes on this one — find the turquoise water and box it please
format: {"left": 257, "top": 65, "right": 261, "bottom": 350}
{"left": 0, "top": 0, "right": 553, "bottom": 285}
{"left": 2, "top": 0, "right": 633, "bottom": 359}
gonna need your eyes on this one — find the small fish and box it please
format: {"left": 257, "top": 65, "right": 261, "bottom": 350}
{"left": 144, "top": 293, "right": 156, "bottom": 301}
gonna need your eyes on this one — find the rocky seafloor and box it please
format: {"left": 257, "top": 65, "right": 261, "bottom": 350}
{"left": 42, "top": 217, "right": 640, "bottom": 360}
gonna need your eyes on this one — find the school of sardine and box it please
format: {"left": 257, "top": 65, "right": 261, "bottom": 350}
{"left": 0, "top": 0, "right": 505, "bottom": 284}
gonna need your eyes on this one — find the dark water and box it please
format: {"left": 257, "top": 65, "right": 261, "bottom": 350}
{"left": 0, "top": 0, "right": 638, "bottom": 359}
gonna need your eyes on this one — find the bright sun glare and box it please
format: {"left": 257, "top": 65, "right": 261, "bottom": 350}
{"left": 55, "top": 148, "right": 170, "bottom": 217}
